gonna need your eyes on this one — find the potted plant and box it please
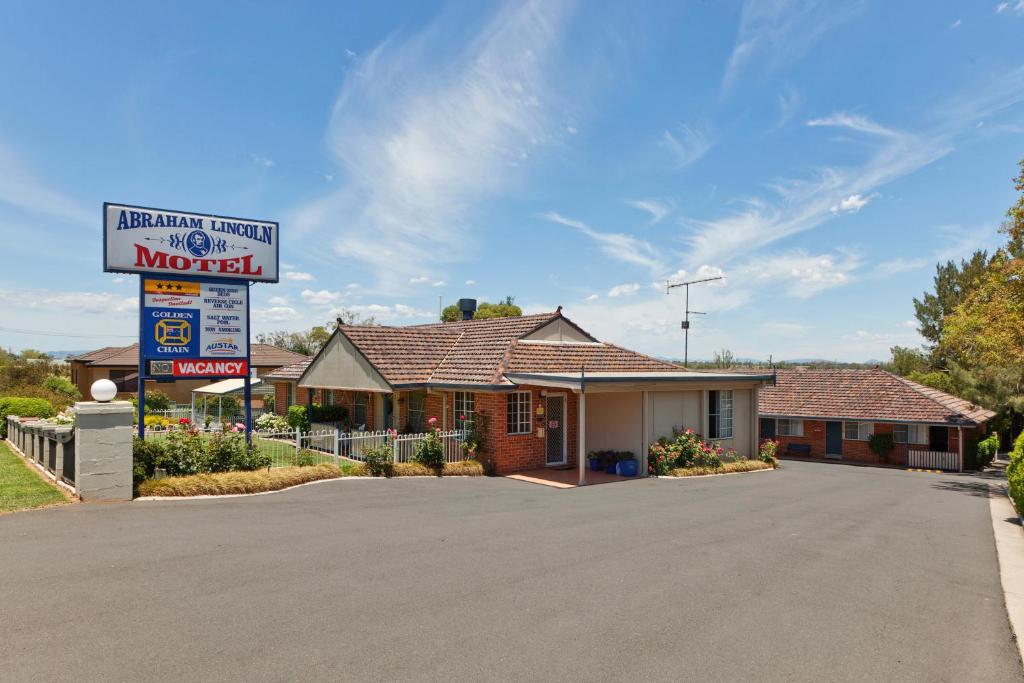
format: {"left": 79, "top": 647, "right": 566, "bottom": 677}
{"left": 615, "top": 452, "right": 639, "bottom": 477}
{"left": 588, "top": 451, "right": 603, "bottom": 472}
{"left": 602, "top": 451, "right": 618, "bottom": 474}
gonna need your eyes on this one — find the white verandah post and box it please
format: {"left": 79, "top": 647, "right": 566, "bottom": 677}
{"left": 578, "top": 369, "right": 587, "bottom": 486}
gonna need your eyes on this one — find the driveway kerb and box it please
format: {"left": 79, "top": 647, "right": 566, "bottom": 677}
{"left": 991, "top": 481, "right": 1024, "bottom": 667}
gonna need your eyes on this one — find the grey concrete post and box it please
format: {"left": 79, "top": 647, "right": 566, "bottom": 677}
{"left": 73, "top": 401, "right": 134, "bottom": 501}
{"left": 25, "top": 423, "right": 36, "bottom": 461}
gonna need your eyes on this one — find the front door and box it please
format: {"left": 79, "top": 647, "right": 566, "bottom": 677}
{"left": 760, "top": 418, "right": 776, "bottom": 440}
{"left": 825, "top": 421, "right": 843, "bottom": 458}
{"left": 929, "top": 426, "right": 948, "bottom": 452}
{"left": 545, "top": 395, "right": 566, "bottom": 465}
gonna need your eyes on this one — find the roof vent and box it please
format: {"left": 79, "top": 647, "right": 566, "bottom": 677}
{"left": 458, "top": 298, "right": 477, "bottom": 321}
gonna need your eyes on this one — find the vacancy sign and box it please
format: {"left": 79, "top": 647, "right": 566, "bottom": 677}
{"left": 104, "top": 203, "right": 279, "bottom": 283}
{"left": 142, "top": 276, "right": 249, "bottom": 378}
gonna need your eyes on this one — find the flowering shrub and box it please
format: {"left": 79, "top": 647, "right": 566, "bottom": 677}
{"left": 255, "top": 412, "right": 290, "bottom": 433}
{"left": 758, "top": 439, "right": 779, "bottom": 468}
{"left": 648, "top": 428, "right": 728, "bottom": 474}
{"left": 413, "top": 419, "right": 445, "bottom": 471}
{"left": 365, "top": 429, "right": 397, "bottom": 477}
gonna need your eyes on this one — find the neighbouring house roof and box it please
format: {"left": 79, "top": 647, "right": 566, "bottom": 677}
{"left": 759, "top": 368, "right": 996, "bottom": 426}
{"left": 293, "top": 310, "right": 765, "bottom": 391}
{"left": 262, "top": 358, "right": 313, "bottom": 381}
{"left": 68, "top": 343, "right": 308, "bottom": 369}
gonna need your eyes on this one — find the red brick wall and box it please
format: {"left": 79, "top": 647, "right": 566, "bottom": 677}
{"left": 467, "top": 387, "right": 578, "bottom": 474}
{"left": 773, "top": 419, "right": 962, "bottom": 466}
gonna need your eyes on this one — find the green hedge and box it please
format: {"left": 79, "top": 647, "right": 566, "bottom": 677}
{"left": 0, "top": 397, "right": 55, "bottom": 438}
{"left": 1008, "top": 432, "right": 1024, "bottom": 515}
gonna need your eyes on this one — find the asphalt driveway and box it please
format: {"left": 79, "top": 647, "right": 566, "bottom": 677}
{"left": 2, "top": 460, "right": 1020, "bottom": 682}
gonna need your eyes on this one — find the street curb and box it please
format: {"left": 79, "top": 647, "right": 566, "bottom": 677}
{"left": 988, "top": 482, "right": 1024, "bottom": 669}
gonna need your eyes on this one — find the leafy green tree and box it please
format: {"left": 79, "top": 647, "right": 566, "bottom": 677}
{"left": 440, "top": 296, "right": 522, "bottom": 322}
{"left": 912, "top": 250, "right": 990, "bottom": 362}
{"left": 257, "top": 309, "right": 377, "bottom": 355}
{"left": 713, "top": 349, "right": 735, "bottom": 368}
{"left": 888, "top": 346, "right": 929, "bottom": 376}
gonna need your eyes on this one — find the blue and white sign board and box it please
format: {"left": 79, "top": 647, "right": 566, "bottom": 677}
{"left": 104, "top": 202, "right": 279, "bottom": 283}
{"left": 141, "top": 277, "right": 249, "bottom": 378}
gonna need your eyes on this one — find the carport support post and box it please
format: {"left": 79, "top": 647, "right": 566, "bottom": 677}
{"left": 578, "top": 387, "right": 587, "bottom": 486}
{"left": 957, "top": 425, "right": 964, "bottom": 472}
{"left": 642, "top": 391, "right": 650, "bottom": 477}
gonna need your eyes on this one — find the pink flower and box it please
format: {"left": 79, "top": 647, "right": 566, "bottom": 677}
{"left": 235, "top": 422, "right": 245, "bottom": 429}
{"left": 428, "top": 417, "right": 437, "bottom": 425}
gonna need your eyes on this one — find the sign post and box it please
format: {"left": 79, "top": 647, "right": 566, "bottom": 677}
{"left": 104, "top": 203, "right": 278, "bottom": 445}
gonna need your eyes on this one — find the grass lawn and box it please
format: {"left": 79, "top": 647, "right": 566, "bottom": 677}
{"left": 0, "top": 441, "right": 68, "bottom": 514}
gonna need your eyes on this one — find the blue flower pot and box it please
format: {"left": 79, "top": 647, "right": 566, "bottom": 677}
{"left": 604, "top": 463, "right": 617, "bottom": 474}
{"left": 589, "top": 459, "right": 602, "bottom": 472}
{"left": 616, "top": 460, "right": 639, "bottom": 477}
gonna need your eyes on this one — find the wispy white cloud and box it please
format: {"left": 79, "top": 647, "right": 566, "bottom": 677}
{"left": 996, "top": 2, "right": 1024, "bottom": 15}
{"left": 722, "top": 0, "right": 864, "bottom": 92}
{"left": 249, "top": 153, "right": 275, "bottom": 168}
{"left": 284, "top": 271, "right": 315, "bottom": 282}
{"left": 659, "top": 125, "right": 712, "bottom": 169}
{"left": 626, "top": 198, "right": 674, "bottom": 225}
{"left": 682, "top": 64, "right": 1024, "bottom": 267}
{"left": 432, "top": 280, "right": 446, "bottom": 287}
{"left": 950, "top": 18, "right": 962, "bottom": 29}
{"left": 289, "top": 0, "right": 576, "bottom": 292}
{"left": 775, "top": 85, "right": 803, "bottom": 129}
{"left": 409, "top": 276, "right": 430, "bottom": 285}
{"left": 267, "top": 295, "right": 291, "bottom": 307}
{"left": 465, "top": 279, "right": 476, "bottom": 285}
{"left": 873, "top": 223, "right": 1000, "bottom": 277}
{"left": 607, "top": 283, "right": 640, "bottom": 297}
{"left": 251, "top": 306, "right": 301, "bottom": 323}
{"left": 543, "top": 212, "right": 665, "bottom": 273}
{"left": 731, "top": 249, "right": 862, "bottom": 298}
{"left": 0, "top": 141, "right": 93, "bottom": 227}
{"left": 0, "top": 289, "right": 136, "bottom": 314}
{"left": 301, "top": 289, "right": 344, "bottom": 306}
{"left": 830, "top": 192, "right": 875, "bottom": 214}
{"left": 585, "top": 293, "right": 599, "bottom": 301}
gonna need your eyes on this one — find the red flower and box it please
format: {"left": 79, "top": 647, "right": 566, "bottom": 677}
{"left": 178, "top": 418, "right": 191, "bottom": 425}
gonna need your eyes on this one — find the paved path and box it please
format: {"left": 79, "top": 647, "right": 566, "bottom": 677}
{"left": 2, "top": 461, "right": 1020, "bottom": 682}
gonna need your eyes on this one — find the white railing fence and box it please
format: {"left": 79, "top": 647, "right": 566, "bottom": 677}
{"left": 906, "top": 449, "right": 962, "bottom": 472}
{"left": 141, "top": 426, "right": 468, "bottom": 469}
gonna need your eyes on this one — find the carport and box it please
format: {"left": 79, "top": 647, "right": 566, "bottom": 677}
{"left": 190, "top": 377, "right": 262, "bottom": 424}
{"left": 503, "top": 370, "right": 773, "bottom": 485}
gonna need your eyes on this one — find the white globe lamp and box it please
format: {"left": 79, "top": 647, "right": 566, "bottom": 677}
{"left": 90, "top": 379, "right": 118, "bottom": 403}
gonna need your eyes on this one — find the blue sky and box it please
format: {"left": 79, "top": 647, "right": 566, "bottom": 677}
{"left": 1, "top": 0, "right": 1023, "bottom": 361}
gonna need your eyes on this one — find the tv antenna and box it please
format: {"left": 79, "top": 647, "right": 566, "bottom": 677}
{"left": 666, "top": 275, "right": 724, "bottom": 366}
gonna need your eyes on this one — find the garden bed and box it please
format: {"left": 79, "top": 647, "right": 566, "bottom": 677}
{"left": 136, "top": 459, "right": 486, "bottom": 497}
{"left": 666, "top": 460, "right": 775, "bottom": 477}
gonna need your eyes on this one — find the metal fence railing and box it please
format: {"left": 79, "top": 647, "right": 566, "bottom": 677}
{"left": 907, "top": 449, "right": 962, "bottom": 472}
{"left": 141, "top": 426, "right": 468, "bottom": 469}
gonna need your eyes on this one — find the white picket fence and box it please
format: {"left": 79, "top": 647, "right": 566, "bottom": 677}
{"left": 143, "top": 426, "right": 468, "bottom": 469}
{"left": 906, "top": 449, "right": 962, "bottom": 472}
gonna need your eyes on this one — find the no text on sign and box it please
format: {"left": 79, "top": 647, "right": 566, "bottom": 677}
{"left": 104, "top": 202, "right": 279, "bottom": 283}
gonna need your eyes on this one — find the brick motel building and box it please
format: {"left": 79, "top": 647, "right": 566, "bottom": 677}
{"left": 759, "top": 368, "right": 994, "bottom": 468}
{"left": 265, "top": 303, "right": 772, "bottom": 478}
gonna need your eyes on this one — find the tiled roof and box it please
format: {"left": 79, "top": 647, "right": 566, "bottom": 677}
{"left": 340, "top": 326, "right": 463, "bottom": 383}
{"left": 69, "top": 343, "right": 307, "bottom": 369}
{"left": 504, "top": 341, "right": 681, "bottom": 375}
{"left": 296, "top": 312, "right": 695, "bottom": 388}
{"left": 262, "top": 358, "right": 313, "bottom": 381}
{"left": 759, "top": 368, "right": 995, "bottom": 425}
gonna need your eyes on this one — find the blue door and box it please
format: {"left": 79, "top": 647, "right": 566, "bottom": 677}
{"left": 825, "top": 421, "right": 843, "bottom": 457}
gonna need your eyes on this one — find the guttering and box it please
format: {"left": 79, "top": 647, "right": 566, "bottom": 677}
{"left": 391, "top": 381, "right": 519, "bottom": 392}
{"left": 505, "top": 371, "right": 775, "bottom": 385}
{"left": 759, "top": 412, "right": 981, "bottom": 427}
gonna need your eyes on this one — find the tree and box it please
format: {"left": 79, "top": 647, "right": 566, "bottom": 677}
{"left": 940, "top": 254, "right": 1024, "bottom": 369}
{"left": 912, "top": 250, "right": 990, "bottom": 360}
{"left": 257, "top": 308, "right": 378, "bottom": 356}
{"left": 440, "top": 296, "right": 522, "bottom": 322}
{"left": 713, "top": 348, "right": 735, "bottom": 368}
{"left": 888, "top": 346, "right": 929, "bottom": 376}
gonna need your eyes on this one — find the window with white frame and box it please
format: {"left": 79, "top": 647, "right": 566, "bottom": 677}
{"left": 287, "top": 382, "right": 296, "bottom": 407}
{"left": 708, "top": 390, "right": 734, "bottom": 439}
{"left": 507, "top": 391, "right": 532, "bottom": 435}
{"left": 894, "top": 423, "right": 928, "bottom": 444}
{"left": 454, "top": 392, "right": 474, "bottom": 430}
{"left": 353, "top": 393, "right": 368, "bottom": 428}
{"left": 844, "top": 421, "right": 874, "bottom": 441}
{"left": 777, "top": 419, "right": 804, "bottom": 437}
{"left": 407, "top": 391, "right": 426, "bottom": 432}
